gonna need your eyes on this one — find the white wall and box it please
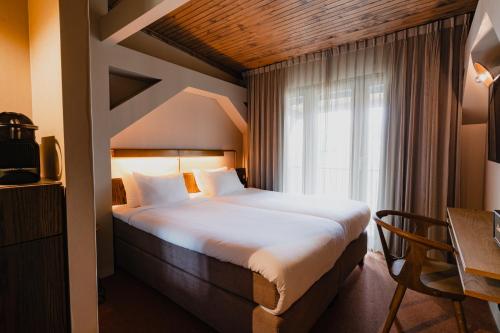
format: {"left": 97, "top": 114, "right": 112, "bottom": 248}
{"left": 111, "top": 91, "right": 243, "bottom": 164}
{"left": 28, "top": 0, "right": 65, "bottom": 182}
{"left": 460, "top": 124, "right": 487, "bottom": 209}
{"left": 0, "top": 0, "right": 32, "bottom": 117}
{"left": 462, "top": 0, "right": 500, "bottom": 328}
{"left": 485, "top": 161, "right": 500, "bottom": 210}
{"left": 464, "top": 0, "right": 500, "bottom": 209}
{"left": 1, "top": 1, "right": 98, "bottom": 331}
{"left": 90, "top": 0, "right": 247, "bottom": 278}
{"left": 59, "top": 0, "right": 98, "bottom": 331}
{"left": 462, "top": 0, "right": 500, "bottom": 211}
{"left": 0, "top": 0, "right": 66, "bottom": 181}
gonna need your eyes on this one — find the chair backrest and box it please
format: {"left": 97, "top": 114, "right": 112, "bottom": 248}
{"left": 374, "top": 210, "right": 459, "bottom": 298}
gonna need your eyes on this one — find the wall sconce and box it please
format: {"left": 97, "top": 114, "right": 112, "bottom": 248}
{"left": 472, "top": 46, "right": 500, "bottom": 87}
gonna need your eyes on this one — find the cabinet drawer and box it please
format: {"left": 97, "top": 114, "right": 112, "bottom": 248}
{"left": 0, "top": 183, "right": 64, "bottom": 246}
{"left": 0, "top": 235, "right": 69, "bottom": 332}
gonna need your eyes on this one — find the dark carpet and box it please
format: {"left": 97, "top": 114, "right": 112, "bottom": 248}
{"left": 99, "top": 253, "right": 498, "bottom": 333}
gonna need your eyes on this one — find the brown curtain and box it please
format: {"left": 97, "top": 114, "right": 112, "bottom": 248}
{"left": 245, "top": 14, "right": 470, "bottom": 253}
{"left": 246, "top": 65, "right": 286, "bottom": 190}
{"left": 378, "top": 15, "right": 470, "bottom": 254}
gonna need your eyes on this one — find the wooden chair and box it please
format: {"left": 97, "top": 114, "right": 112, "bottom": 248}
{"left": 374, "top": 210, "right": 467, "bottom": 333}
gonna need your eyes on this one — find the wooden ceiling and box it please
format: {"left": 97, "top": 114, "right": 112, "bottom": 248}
{"left": 112, "top": 0, "right": 478, "bottom": 76}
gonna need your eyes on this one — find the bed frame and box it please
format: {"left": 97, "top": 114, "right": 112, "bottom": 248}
{"left": 110, "top": 149, "right": 367, "bottom": 332}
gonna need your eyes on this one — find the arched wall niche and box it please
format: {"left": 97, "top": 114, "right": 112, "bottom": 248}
{"left": 90, "top": 17, "right": 247, "bottom": 277}
{"left": 110, "top": 90, "right": 244, "bottom": 165}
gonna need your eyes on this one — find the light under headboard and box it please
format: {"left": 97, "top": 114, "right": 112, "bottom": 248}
{"left": 110, "top": 148, "right": 228, "bottom": 158}
{"left": 111, "top": 149, "right": 236, "bottom": 171}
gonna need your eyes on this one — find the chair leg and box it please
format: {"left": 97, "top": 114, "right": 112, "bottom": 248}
{"left": 453, "top": 301, "right": 468, "bottom": 333}
{"left": 381, "top": 283, "right": 406, "bottom": 333}
{"left": 388, "top": 285, "right": 398, "bottom": 309}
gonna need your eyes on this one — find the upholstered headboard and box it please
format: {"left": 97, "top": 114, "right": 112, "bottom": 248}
{"left": 112, "top": 178, "right": 127, "bottom": 205}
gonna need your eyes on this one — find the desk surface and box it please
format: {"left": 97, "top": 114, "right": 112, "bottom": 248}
{"left": 448, "top": 208, "right": 500, "bottom": 303}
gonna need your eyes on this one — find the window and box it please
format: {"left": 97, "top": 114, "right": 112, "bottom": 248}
{"left": 283, "top": 75, "right": 385, "bottom": 210}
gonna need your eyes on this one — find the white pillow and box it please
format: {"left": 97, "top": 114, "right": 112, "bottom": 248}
{"left": 200, "top": 169, "right": 244, "bottom": 196}
{"left": 121, "top": 172, "right": 141, "bottom": 208}
{"left": 132, "top": 172, "right": 189, "bottom": 206}
{"left": 192, "top": 166, "right": 227, "bottom": 193}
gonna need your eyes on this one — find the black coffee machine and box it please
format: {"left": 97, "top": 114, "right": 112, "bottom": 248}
{"left": 0, "top": 112, "right": 40, "bottom": 184}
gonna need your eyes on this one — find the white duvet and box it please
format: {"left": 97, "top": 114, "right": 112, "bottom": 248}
{"left": 113, "top": 198, "right": 347, "bottom": 315}
{"left": 213, "top": 188, "right": 371, "bottom": 244}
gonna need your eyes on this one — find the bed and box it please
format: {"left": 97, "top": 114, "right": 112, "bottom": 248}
{"left": 212, "top": 188, "right": 370, "bottom": 245}
{"left": 110, "top": 154, "right": 369, "bottom": 333}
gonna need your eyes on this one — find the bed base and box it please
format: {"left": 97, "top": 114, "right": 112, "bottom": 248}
{"left": 114, "top": 223, "right": 367, "bottom": 333}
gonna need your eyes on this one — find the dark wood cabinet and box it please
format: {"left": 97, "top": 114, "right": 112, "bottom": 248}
{"left": 0, "top": 181, "right": 69, "bottom": 332}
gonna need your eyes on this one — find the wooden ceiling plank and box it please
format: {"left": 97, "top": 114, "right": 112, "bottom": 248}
{"left": 158, "top": 0, "right": 207, "bottom": 18}
{"left": 221, "top": 5, "right": 474, "bottom": 67}
{"left": 202, "top": 6, "right": 430, "bottom": 62}
{"left": 174, "top": 0, "right": 322, "bottom": 39}
{"left": 150, "top": 0, "right": 248, "bottom": 36}
{"left": 243, "top": 3, "right": 476, "bottom": 68}
{"left": 152, "top": 0, "right": 271, "bottom": 38}
{"left": 219, "top": 0, "right": 472, "bottom": 61}
{"left": 175, "top": 0, "right": 368, "bottom": 59}
{"left": 149, "top": 0, "right": 215, "bottom": 29}
{"left": 276, "top": 1, "right": 476, "bottom": 58}
{"left": 172, "top": 0, "right": 358, "bottom": 47}
{"left": 140, "top": 0, "right": 477, "bottom": 72}
{"left": 159, "top": 0, "right": 289, "bottom": 44}
{"left": 149, "top": 1, "right": 219, "bottom": 35}
{"left": 159, "top": 0, "right": 260, "bottom": 28}
{"left": 100, "top": 0, "right": 190, "bottom": 44}
{"left": 245, "top": 14, "right": 472, "bottom": 66}
{"left": 202, "top": 0, "right": 434, "bottom": 56}
{"left": 158, "top": 2, "right": 274, "bottom": 46}
{"left": 190, "top": 0, "right": 427, "bottom": 57}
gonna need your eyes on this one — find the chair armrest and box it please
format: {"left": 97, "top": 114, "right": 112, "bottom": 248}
{"left": 375, "top": 210, "right": 448, "bottom": 227}
{"left": 375, "top": 218, "right": 455, "bottom": 254}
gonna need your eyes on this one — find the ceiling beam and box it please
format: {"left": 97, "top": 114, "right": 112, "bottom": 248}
{"left": 100, "top": 0, "right": 189, "bottom": 44}
{"left": 142, "top": 28, "right": 244, "bottom": 80}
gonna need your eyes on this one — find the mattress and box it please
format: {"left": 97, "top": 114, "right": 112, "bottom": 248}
{"left": 112, "top": 199, "right": 350, "bottom": 315}
{"left": 213, "top": 188, "right": 371, "bottom": 244}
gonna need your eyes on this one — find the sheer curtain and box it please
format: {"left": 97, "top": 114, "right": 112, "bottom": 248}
{"left": 246, "top": 14, "right": 470, "bottom": 253}
{"left": 378, "top": 16, "right": 469, "bottom": 255}
{"left": 283, "top": 43, "right": 386, "bottom": 250}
